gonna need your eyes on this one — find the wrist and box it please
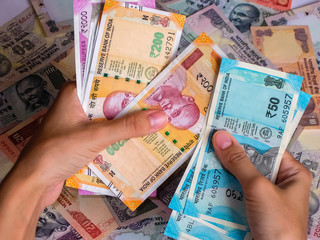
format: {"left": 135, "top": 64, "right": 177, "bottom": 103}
{"left": 0, "top": 161, "right": 46, "bottom": 238}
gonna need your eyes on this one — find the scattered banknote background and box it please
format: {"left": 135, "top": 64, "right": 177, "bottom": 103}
{"left": 0, "top": 0, "right": 319, "bottom": 239}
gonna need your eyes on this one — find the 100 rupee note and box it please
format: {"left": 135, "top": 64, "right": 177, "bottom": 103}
{"left": 88, "top": 33, "right": 226, "bottom": 211}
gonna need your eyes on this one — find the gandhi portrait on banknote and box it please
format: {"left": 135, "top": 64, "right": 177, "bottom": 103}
{"left": 103, "top": 91, "right": 137, "bottom": 120}
{"left": 0, "top": 53, "right": 12, "bottom": 77}
{"left": 15, "top": 74, "right": 55, "bottom": 113}
{"left": 35, "top": 207, "right": 71, "bottom": 240}
{"left": 144, "top": 66, "right": 200, "bottom": 130}
{"left": 228, "top": 3, "right": 260, "bottom": 34}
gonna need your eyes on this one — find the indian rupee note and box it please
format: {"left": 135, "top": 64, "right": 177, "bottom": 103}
{"left": 251, "top": 25, "right": 320, "bottom": 96}
{"left": 149, "top": 159, "right": 189, "bottom": 215}
{"left": 180, "top": 5, "right": 276, "bottom": 68}
{"left": 0, "top": 6, "right": 73, "bottom": 91}
{"left": 0, "top": 109, "right": 47, "bottom": 162}
{"left": 82, "top": 0, "right": 186, "bottom": 108}
{"left": 289, "top": 129, "right": 320, "bottom": 240}
{"left": 251, "top": 25, "right": 320, "bottom": 128}
{"left": 156, "top": 0, "right": 277, "bottom": 39}
{"left": 184, "top": 58, "right": 303, "bottom": 230}
{"left": 164, "top": 210, "right": 250, "bottom": 240}
{"left": 168, "top": 136, "right": 202, "bottom": 213}
{"left": 53, "top": 187, "right": 119, "bottom": 240}
{"left": 246, "top": 0, "right": 292, "bottom": 11}
{"left": 88, "top": 33, "right": 226, "bottom": 211}
{"left": 66, "top": 166, "right": 116, "bottom": 196}
{"left": 103, "top": 196, "right": 161, "bottom": 227}
{"left": 52, "top": 48, "right": 77, "bottom": 81}
{"left": 265, "top": 1, "right": 320, "bottom": 73}
{"left": 105, "top": 214, "right": 171, "bottom": 240}
{"left": 74, "top": 0, "right": 106, "bottom": 102}
{"left": 36, "top": 205, "right": 83, "bottom": 240}
{"left": 31, "top": 0, "right": 74, "bottom": 37}
{"left": 0, "top": 64, "right": 64, "bottom": 134}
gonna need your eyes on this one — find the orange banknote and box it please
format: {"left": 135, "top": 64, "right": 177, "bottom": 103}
{"left": 53, "top": 187, "right": 118, "bottom": 240}
{"left": 88, "top": 33, "right": 227, "bottom": 211}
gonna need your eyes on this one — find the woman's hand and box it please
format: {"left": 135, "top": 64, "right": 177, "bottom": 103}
{"left": 212, "top": 130, "right": 312, "bottom": 240}
{"left": 0, "top": 82, "right": 168, "bottom": 239}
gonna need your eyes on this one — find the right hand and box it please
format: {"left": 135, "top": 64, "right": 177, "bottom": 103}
{"left": 212, "top": 130, "right": 312, "bottom": 240}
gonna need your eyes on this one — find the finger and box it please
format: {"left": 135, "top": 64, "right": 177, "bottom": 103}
{"left": 212, "top": 130, "right": 265, "bottom": 190}
{"left": 87, "top": 110, "right": 168, "bottom": 148}
{"left": 276, "top": 151, "right": 312, "bottom": 193}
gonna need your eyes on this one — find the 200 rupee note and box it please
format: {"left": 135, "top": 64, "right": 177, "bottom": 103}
{"left": 66, "top": 166, "right": 116, "bottom": 196}
{"left": 88, "top": 33, "right": 226, "bottom": 211}
{"left": 82, "top": 0, "right": 186, "bottom": 109}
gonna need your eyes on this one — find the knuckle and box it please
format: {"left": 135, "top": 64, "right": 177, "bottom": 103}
{"left": 124, "top": 114, "right": 140, "bottom": 135}
{"left": 225, "top": 149, "right": 249, "bottom": 166}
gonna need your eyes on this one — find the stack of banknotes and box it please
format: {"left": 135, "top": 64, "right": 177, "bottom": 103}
{"left": 0, "top": 0, "right": 320, "bottom": 239}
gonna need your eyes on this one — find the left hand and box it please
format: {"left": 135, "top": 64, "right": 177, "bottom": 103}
{"left": 10, "top": 82, "right": 168, "bottom": 208}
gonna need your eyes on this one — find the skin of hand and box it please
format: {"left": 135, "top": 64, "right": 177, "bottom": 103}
{"left": 0, "top": 82, "right": 168, "bottom": 239}
{"left": 212, "top": 130, "right": 312, "bottom": 240}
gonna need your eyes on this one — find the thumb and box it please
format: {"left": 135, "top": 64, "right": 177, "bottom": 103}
{"left": 212, "top": 130, "right": 264, "bottom": 190}
{"left": 88, "top": 110, "right": 168, "bottom": 148}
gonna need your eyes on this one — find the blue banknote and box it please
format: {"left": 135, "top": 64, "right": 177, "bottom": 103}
{"left": 168, "top": 138, "right": 201, "bottom": 213}
{"left": 165, "top": 210, "right": 250, "bottom": 240}
{"left": 184, "top": 58, "right": 303, "bottom": 228}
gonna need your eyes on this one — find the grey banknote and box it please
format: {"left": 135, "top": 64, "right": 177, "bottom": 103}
{"left": 180, "top": 4, "right": 276, "bottom": 68}
{"left": 0, "top": 6, "right": 73, "bottom": 91}
{"left": 0, "top": 64, "right": 65, "bottom": 134}
{"left": 103, "top": 196, "right": 161, "bottom": 227}
{"left": 106, "top": 214, "right": 173, "bottom": 240}
{"left": 36, "top": 206, "right": 83, "bottom": 240}
{"left": 156, "top": 0, "right": 277, "bottom": 39}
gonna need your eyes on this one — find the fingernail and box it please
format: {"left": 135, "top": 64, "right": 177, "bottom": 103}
{"left": 148, "top": 111, "right": 168, "bottom": 129}
{"left": 215, "top": 131, "right": 232, "bottom": 150}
